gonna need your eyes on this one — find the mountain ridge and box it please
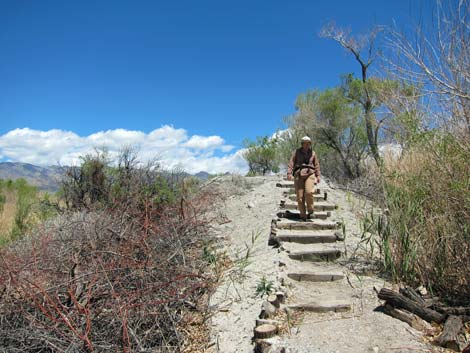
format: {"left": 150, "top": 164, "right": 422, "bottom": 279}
{"left": 0, "top": 162, "right": 214, "bottom": 192}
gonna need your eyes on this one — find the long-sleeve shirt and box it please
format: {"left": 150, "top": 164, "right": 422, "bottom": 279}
{"left": 287, "top": 148, "right": 321, "bottom": 179}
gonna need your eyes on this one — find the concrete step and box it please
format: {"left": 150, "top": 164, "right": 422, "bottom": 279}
{"left": 281, "top": 200, "right": 337, "bottom": 211}
{"left": 282, "top": 186, "right": 321, "bottom": 192}
{"left": 288, "top": 248, "right": 342, "bottom": 262}
{"left": 282, "top": 242, "right": 343, "bottom": 261}
{"left": 277, "top": 210, "right": 331, "bottom": 220}
{"left": 287, "top": 193, "right": 327, "bottom": 202}
{"left": 276, "top": 181, "right": 295, "bottom": 188}
{"left": 287, "top": 270, "right": 345, "bottom": 282}
{"left": 288, "top": 300, "right": 351, "bottom": 313}
{"left": 275, "top": 229, "right": 338, "bottom": 244}
{"left": 275, "top": 219, "right": 340, "bottom": 231}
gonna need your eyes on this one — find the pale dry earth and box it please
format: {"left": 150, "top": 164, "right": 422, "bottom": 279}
{"left": 208, "top": 175, "right": 435, "bottom": 353}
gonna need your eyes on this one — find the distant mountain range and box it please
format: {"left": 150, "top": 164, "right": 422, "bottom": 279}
{"left": 0, "top": 162, "right": 212, "bottom": 192}
{"left": 0, "top": 162, "right": 63, "bottom": 192}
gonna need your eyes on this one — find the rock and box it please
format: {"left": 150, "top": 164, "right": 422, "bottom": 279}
{"left": 416, "top": 285, "right": 428, "bottom": 297}
{"left": 247, "top": 202, "right": 255, "bottom": 209}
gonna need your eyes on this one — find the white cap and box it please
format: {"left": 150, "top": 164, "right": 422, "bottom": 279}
{"left": 301, "top": 136, "right": 311, "bottom": 142}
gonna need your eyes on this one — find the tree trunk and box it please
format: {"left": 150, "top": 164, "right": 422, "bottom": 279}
{"left": 339, "top": 152, "right": 355, "bottom": 179}
{"left": 361, "top": 63, "right": 381, "bottom": 167}
{"left": 378, "top": 288, "right": 445, "bottom": 323}
{"left": 253, "top": 324, "right": 278, "bottom": 339}
{"left": 383, "top": 304, "right": 434, "bottom": 333}
{"left": 435, "top": 315, "right": 468, "bottom": 351}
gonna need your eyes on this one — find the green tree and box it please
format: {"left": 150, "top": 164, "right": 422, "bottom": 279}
{"left": 289, "top": 82, "right": 368, "bottom": 178}
{"left": 320, "top": 24, "right": 383, "bottom": 167}
{"left": 243, "top": 136, "right": 280, "bottom": 176}
{"left": 61, "top": 149, "right": 110, "bottom": 209}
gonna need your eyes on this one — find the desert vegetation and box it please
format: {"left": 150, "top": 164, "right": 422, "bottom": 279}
{"left": 0, "top": 148, "right": 219, "bottom": 352}
{"left": 243, "top": 136, "right": 280, "bottom": 176}
{"left": 0, "top": 178, "right": 56, "bottom": 245}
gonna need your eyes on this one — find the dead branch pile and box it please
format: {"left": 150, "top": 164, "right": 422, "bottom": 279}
{"left": 0, "top": 152, "right": 218, "bottom": 352}
{"left": 377, "top": 286, "right": 470, "bottom": 352}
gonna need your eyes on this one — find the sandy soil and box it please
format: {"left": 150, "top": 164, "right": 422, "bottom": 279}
{"left": 207, "top": 175, "right": 436, "bottom": 353}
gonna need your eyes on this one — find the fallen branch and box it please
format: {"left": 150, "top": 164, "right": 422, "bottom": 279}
{"left": 435, "top": 315, "right": 468, "bottom": 352}
{"left": 383, "top": 304, "right": 434, "bottom": 333}
{"left": 378, "top": 288, "right": 445, "bottom": 323}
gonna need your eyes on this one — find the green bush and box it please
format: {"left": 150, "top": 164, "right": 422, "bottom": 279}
{"left": 61, "top": 149, "right": 191, "bottom": 212}
{"left": 0, "top": 178, "right": 56, "bottom": 243}
{"left": 243, "top": 136, "right": 280, "bottom": 176}
{"left": 10, "top": 179, "right": 38, "bottom": 240}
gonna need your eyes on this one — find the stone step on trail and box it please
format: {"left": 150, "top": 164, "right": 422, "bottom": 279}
{"left": 276, "top": 210, "right": 331, "bottom": 220}
{"left": 275, "top": 229, "right": 339, "bottom": 244}
{"left": 282, "top": 188, "right": 322, "bottom": 195}
{"left": 276, "top": 181, "right": 295, "bottom": 188}
{"left": 276, "top": 181, "right": 324, "bottom": 191}
{"left": 288, "top": 300, "right": 351, "bottom": 313}
{"left": 287, "top": 270, "right": 345, "bottom": 282}
{"left": 280, "top": 200, "right": 337, "bottom": 211}
{"left": 275, "top": 219, "right": 340, "bottom": 231}
{"left": 286, "top": 193, "right": 327, "bottom": 202}
{"left": 281, "top": 251, "right": 346, "bottom": 282}
{"left": 282, "top": 243, "right": 343, "bottom": 262}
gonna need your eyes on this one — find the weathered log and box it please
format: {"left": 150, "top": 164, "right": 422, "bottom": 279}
{"left": 256, "top": 319, "right": 281, "bottom": 327}
{"left": 399, "top": 287, "right": 426, "bottom": 306}
{"left": 275, "top": 291, "right": 286, "bottom": 304}
{"left": 435, "top": 315, "right": 468, "bottom": 351}
{"left": 267, "top": 294, "right": 280, "bottom": 308}
{"left": 431, "top": 303, "right": 470, "bottom": 316}
{"left": 423, "top": 296, "right": 441, "bottom": 308}
{"left": 254, "top": 339, "right": 271, "bottom": 353}
{"left": 259, "top": 301, "right": 277, "bottom": 319}
{"left": 378, "top": 288, "right": 445, "bottom": 323}
{"left": 254, "top": 324, "right": 278, "bottom": 339}
{"left": 383, "top": 304, "right": 433, "bottom": 333}
{"left": 254, "top": 340, "right": 285, "bottom": 353}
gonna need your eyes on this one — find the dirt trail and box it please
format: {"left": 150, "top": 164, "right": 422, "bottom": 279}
{"left": 208, "top": 175, "right": 433, "bottom": 353}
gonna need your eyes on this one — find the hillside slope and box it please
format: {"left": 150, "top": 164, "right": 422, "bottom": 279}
{"left": 0, "top": 162, "right": 61, "bottom": 192}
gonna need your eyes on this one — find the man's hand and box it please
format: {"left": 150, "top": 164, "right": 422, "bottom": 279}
{"left": 316, "top": 177, "right": 321, "bottom": 184}
{"left": 287, "top": 175, "right": 293, "bottom": 181}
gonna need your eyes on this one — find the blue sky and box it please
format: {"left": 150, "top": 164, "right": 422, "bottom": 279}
{"left": 0, "top": 0, "right": 432, "bottom": 172}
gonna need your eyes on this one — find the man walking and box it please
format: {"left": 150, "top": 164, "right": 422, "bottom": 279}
{"left": 287, "top": 136, "right": 321, "bottom": 221}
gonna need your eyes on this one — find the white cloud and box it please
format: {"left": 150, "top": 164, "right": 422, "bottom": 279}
{"left": 183, "top": 135, "right": 224, "bottom": 149}
{"left": 271, "top": 129, "right": 290, "bottom": 140}
{"left": 220, "top": 145, "right": 235, "bottom": 152}
{"left": 0, "top": 126, "right": 248, "bottom": 174}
